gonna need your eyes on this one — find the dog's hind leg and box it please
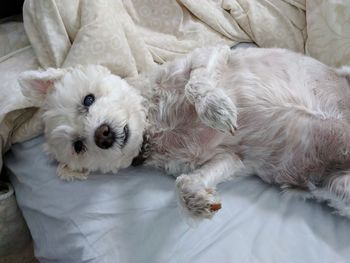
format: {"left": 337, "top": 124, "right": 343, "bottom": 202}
{"left": 175, "top": 152, "right": 245, "bottom": 220}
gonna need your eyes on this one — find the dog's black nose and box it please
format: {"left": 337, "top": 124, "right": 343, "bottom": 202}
{"left": 94, "top": 124, "right": 115, "bottom": 149}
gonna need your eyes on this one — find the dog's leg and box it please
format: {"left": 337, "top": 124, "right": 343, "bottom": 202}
{"left": 185, "top": 46, "right": 238, "bottom": 135}
{"left": 175, "top": 152, "right": 244, "bottom": 219}
{"left": 57, "top": 163, "right": 89, "bottom": 181}
{"left": 185, "top": 74, "right": 238, "bottom": 135}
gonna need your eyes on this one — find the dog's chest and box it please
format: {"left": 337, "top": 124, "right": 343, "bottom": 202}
{"left": 145, "top": 99, "right": 225, "bottom": 174}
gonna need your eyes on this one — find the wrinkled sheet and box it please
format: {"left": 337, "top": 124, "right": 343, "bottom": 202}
{"left": 5, "top": 135, "right": 350, "bottom": 263}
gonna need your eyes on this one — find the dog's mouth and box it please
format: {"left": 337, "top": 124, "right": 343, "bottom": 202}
{"left": 121, "top": 124, "right": 129, "bottom": 147}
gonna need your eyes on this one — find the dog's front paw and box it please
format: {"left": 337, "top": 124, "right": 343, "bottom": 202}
{"left": 198, "top": 91, "right": 237, "bottom": 135}
{"left": 186, "top": 82, "right": 237, "bottom": 135}
{"left": 176, "top": 174, "right": 222, "bottom": 219}
{"left": 57, "top": 163, "right": 89, "bottom": 181}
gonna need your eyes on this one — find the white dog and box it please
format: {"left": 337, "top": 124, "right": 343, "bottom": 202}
{"left": 19, "top": 46, "right": 350, "bottom": 219}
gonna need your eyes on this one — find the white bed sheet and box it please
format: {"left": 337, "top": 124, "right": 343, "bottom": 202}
{"left": 4, "top": 135, "right": 350, "bottom": 263}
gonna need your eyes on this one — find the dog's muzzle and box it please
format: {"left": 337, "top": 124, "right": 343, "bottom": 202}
{"left": 94, "top": 124, "right": 115, "bottom": 149}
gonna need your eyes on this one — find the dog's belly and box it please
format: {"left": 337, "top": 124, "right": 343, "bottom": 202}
{"left": 146, "top": 106, "right": 227, "bottom": 175}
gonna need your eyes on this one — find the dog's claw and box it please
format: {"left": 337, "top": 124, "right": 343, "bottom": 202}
{"left": 229, "top": 125, "right": 236, "bottom": 136}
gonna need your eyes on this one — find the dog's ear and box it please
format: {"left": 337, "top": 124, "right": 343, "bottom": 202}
{"left": 18, "top": 68, "right": 66, "bottom": 106}
{"left": 57, "top": 163, "right": 89, "bottom": 181}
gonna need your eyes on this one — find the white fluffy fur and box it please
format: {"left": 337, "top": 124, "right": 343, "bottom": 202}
{"left": 19, "top": 46, "right": 350, "bottom": 220}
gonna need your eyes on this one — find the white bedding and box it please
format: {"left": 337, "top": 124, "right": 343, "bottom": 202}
{"left": 5, "top": 135, "right": 350, "bottom": 263}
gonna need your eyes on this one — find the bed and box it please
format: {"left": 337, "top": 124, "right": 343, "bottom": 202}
{"left": 1, "top": 0, "right": 350, "bottom": 262}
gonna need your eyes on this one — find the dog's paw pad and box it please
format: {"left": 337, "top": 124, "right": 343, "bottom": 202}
{"left": 210, "top": 203, "right": 222, "bottom": 212}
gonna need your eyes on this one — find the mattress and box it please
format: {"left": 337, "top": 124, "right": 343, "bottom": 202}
{"left": 4, "top": 135, "right": 350, "bottom": 263}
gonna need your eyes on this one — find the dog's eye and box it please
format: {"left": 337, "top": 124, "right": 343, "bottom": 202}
{"left": 73, "top": 140, "right": 85, "bottom": 154}
{"left": 83, "top": 94, "right": 95, "bottom": 107}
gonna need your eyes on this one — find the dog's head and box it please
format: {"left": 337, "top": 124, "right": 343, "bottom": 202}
{"left": 19, "top": 65, "right": 147, "bottom": 180}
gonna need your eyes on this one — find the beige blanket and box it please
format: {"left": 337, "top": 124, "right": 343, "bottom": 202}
{"left": 0, "top": 0, "right": 349, "bottom": 171}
